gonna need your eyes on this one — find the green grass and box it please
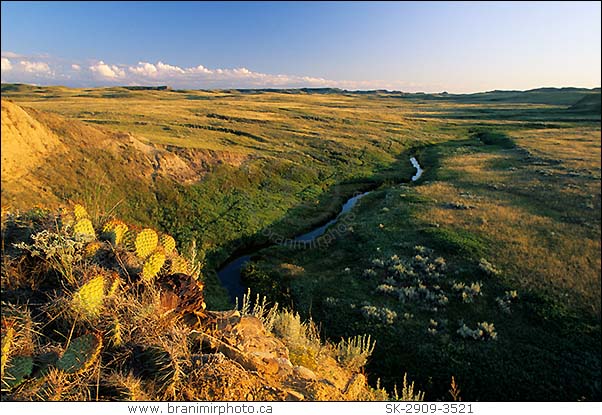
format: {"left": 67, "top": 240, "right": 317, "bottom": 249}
{"left": 239, "top": 118, "right": 600, "bottom": 400}
{"left": 2, "top": 84, "right": 600, "bottom": 400}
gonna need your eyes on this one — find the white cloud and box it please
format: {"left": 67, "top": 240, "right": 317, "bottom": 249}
{"left": 1, "top": 51, "right": 23, "bottom": 59}
{"left": 124, "top": 61, "right": 402, "bottom": 89}
{"left": 20, "top": 60, "right": 52, "bottom": 74}
{"left": 188, "top": 64, "right": 212, "bottom": 74}
{"left": 89, "top": 61, "right": 126, "bottom": 79}
{"left": 1, "top": 58, "right": 12, "bottom": 71}
{"left": 129, "top": 61, "right": 158, "bottom": 77}
{"left": 1, "top": 51, "right": 429, "bottom": 91}
{"left": 157, "top": 61, "right": 185, "bottom": 74}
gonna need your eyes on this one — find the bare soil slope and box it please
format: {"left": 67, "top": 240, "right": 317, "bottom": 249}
{"left": 1, "top": 100, "right": 243, "bottom": 211}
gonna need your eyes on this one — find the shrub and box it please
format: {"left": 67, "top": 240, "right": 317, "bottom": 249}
{"left": 452, "top": 281, "right": 483, "bottom": 303}
{"left": 236, "top": 288, "right": 279, "bottom": 332}
{"left": 13, "top": 229, "right": 85, "bottom": 287}
{"left": 391, "top": 373, "right": 425, "bottom": 401}
{"left": 457, "top": 322, "right": 498, "bottom": 341}
{"left": 360, "top": 305, "right": 397, "bottom": 325}
{"left": 363, "top": 268, "right": 378, "bottom": 278}
{"left": 496, "top": 290, "right": 519, "bottom": 314}
{"left": 479, "top": 258, "right": 501, "bottom": 276}
{"left": 272, "top": 309, "right": 321, "bottom": 370}
{"left": 335, "top": 334, "right": 376, "bottom": 372}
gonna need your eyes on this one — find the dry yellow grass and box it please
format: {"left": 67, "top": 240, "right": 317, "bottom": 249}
{"left": 415, "top": 128, "right": 601, "bottom": 316}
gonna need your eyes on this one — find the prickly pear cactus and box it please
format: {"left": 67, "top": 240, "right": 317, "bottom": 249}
{"left": 84, "top": 241, "right": 103, "bottom": 258}
{"left": 73, "top": 204, "right": 89, "bottom": 221}
{"left": 101, "top": 220, "right": 128, "bottom": 245}
{"left": 169, "top": 255, "right": 189, "bottom": 275}
{"left": 159, "top": 234, "right": 176, "bottom": 254}
{"left": 142, "top": 250, "right": 166, "bottom": 282}
{"left": 1, "top": 323, "right": 15, "bottom": 380}
{"left": 121, "top": 228, "right": 136, "bottom": 251}
{"left": 73, "top": 218, "right": 96, "bottom": 240}
{"left": 56, "top": 333, "right": 102, "bottom": 374}
{"left": 72, "top": 276, "right": 105, "bottom": 318}
{"left": 109, "top": 318, "right": 122, "bottom": 347}
{"left": 2, "top": 355, "right": 33, "bottom": 389}
{"left": 137, "top": 346, "right": 177, "bottom": 389}
{"left": 106, "top": 274, "right": 120, "bottom": 298}
{"left": 135, "top": 229, "right": 158, "bottom": 259}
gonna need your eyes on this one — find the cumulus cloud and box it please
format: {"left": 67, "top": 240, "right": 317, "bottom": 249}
{"left": 1, "top": 51, "right": 23, "bottom": 59}
{"left": 123, "top": 61, "right": 358, "bottom": 89}
{"left": 1, "top": 51, "right": 431, "bottom": 91}
{"left": 1, "top": 58, "right": 12, "bottom": 71}
{"left": 89, "top": 61, "right": 126, "bottom": 79}
{"left": 20, "top": 60, "right": 52, "bottom": 74}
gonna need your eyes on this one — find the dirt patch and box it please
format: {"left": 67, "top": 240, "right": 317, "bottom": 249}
{"left": 1, "top": 99, "right": 65, "bottom": 180}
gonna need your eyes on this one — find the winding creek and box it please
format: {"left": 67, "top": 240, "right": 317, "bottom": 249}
{"left": 217, "top": 157, "right": 423, "bottom": 302}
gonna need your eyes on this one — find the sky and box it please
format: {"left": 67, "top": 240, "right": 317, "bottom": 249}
{"left": 1, "top": 1, "right": 600, "bottom": 93}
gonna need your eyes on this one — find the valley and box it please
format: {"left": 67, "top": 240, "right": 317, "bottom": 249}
{"left": 1, "top": 84, "right": 600, "bottom": 400}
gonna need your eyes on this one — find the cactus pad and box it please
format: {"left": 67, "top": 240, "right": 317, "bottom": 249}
{"left": 72, "top": 276, "right": 105, "bottom": 318}
{"left": 2, "top": 355, "right": 33, "bottom": 389}
{"left": 159, "top": 234, "right": 176, "bottom": 254}
{"left": 107, "top": 274, "right": 120, "bottom": 297}
{"left": 101, "top": 220, "right": 128, "bottom": 245}
{"left": 142, "top": 250, "right": 166, "bottom": 282}
{"left": 169, "top": 255, "right": 190, "bottom": 275}
{"left": 73, "top": 218, "right": 96, "bottom": 240}
{"left": 1, "top": 324, "right": 15, "bottom": 380}
{"left": 121, "top": 229, "right": 136, "bottom": 250}
{"left": 135, "top": 229, "right": 158, "bottom": 259}
{"left": 73, "top": 204, "right": 89, "bottom": 221}
{"left": 57, "top": 333, "right": 102, "bottom": 374}
{"left": 111, "top": 318, "right": 123, "bottom": 347}
{"left": 84, "top": 241, "right": 103, "bottom": 258}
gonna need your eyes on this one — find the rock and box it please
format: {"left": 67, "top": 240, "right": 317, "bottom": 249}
{"left": 255, "top": 355, "right": 280, "bottom": 375}
{"left": 274, "top": 357, "right": 293, "bottom": 372}
{"left": 293, "top": 365, "right": 317, "bottom": 380}
{"left": 285, "top": 389, "right": 305, "bottom": 401}
{"left": 212, "top": 310, "right": 241, "bottom": 331}
{"left": 254, "top": 356, "right": 293, "bottom": 376}
{"left": 222, "top": 316, "right": 289, "bottom": 360}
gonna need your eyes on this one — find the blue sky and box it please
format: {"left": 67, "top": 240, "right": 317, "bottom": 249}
{"left": 1, "top": 1, "right": 600, "bottom": 92}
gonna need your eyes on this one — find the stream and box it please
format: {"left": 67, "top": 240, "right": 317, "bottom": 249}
{"left": 217, "top": 157, "right": 423, "bottom": 302}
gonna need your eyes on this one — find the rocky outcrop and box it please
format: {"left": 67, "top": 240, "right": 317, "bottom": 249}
{"left": 189, "top": 310, "right": 382, "bottom": 401}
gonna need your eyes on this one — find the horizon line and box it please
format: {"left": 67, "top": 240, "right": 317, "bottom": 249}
{"left": 2, "top": 82, "right": 601, "bottom": 96}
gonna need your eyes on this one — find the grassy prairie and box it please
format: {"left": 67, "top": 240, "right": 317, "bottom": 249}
{"left": 1, "top": 84, "right": 600, "bottom": 400}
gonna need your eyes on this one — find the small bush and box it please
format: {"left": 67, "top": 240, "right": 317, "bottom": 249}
{"left": 335, "top": 334, "right": 375, "bottom": 372}
{"left": 457, "top": 322, "right": 498, "bottom": 341}
{"left": 391, "top": 373, "right": 425, "bottom": 401}
{"left": 479, "top": 258, "right": 501, "bottom": 276}
{"left": 272, "top": 310, "right": 321, "bottom": 370}
{"left": 360, "top": 305, "right": 397, "bottom": 325}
